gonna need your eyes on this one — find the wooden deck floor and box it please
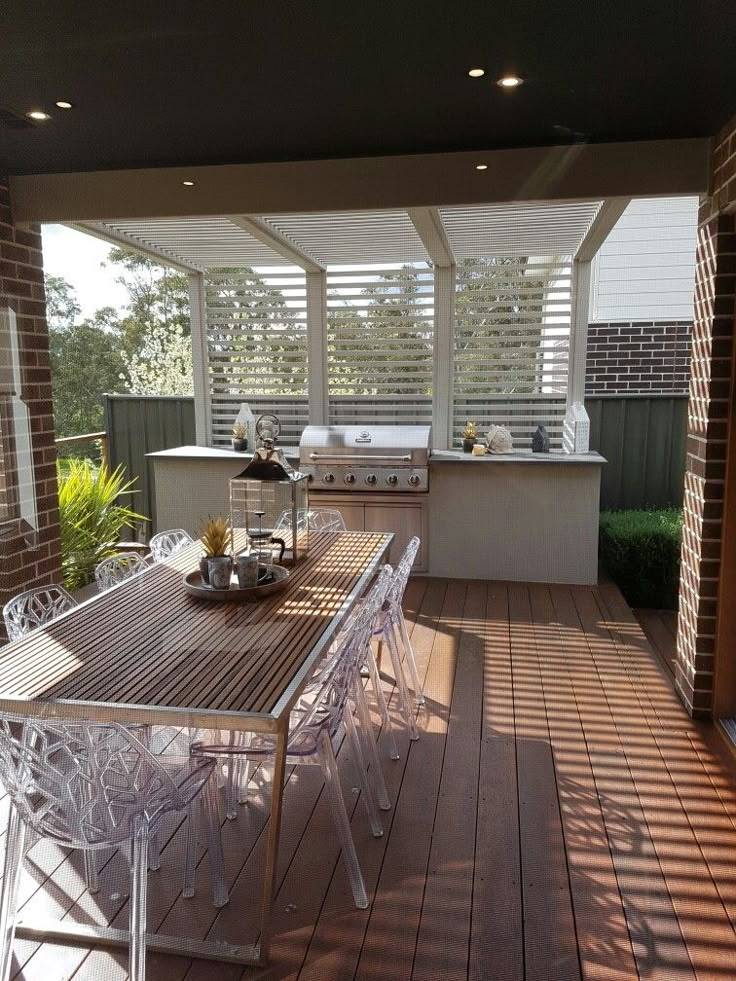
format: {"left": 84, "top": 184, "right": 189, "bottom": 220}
{"left": 7, "top": 577, "right": 736, "bottom": 981}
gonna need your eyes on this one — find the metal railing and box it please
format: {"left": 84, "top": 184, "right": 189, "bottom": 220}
{"left": 54, "top": 431, "right": 109, "bottom": 470}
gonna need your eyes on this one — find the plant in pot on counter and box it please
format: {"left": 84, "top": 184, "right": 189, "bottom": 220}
{"left": 462, "top": 421, "right": 477, "bottom": 453}
{"left": 200, "top": 515, "right": 232, "bottom": 589}
{"left": 231, "top": 420, "right": 248, "bottom": 452}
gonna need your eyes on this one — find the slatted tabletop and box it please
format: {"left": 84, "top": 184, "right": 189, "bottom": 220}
{"left": 0, "top": 530, "right": 392, "bottom": 732}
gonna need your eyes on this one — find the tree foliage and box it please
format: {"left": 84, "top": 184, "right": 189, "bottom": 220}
{"left": 46, "top": 247, "right": 195, "bottom": 436}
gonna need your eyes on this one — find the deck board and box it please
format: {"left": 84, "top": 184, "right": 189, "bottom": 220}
{"left": 7, "top": 579, "right": 736, "bottom": 980}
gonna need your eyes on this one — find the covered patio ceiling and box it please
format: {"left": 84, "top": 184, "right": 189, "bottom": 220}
{"left": 68, "top": 199, "right": 609, "bottom": 272}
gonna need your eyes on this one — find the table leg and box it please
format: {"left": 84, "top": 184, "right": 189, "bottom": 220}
{"left": 258, "top": 723, "right": 289, "bottom": 961}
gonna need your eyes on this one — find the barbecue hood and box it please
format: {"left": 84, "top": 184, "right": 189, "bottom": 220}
{"left": 300, "top": 425, "right": 431, "bottom": 458}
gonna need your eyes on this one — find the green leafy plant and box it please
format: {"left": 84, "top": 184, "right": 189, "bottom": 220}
{"left": 232, "top": 420, "right": 247, "bottom": 440}
{"left": 201, "top": 515, "right": 231, "bottom": 558}
{"left": 57, "top": 460, "right": 148, "bottom": 591}
{"left": 599, "top": 508, "right": 682, "bottom": 609}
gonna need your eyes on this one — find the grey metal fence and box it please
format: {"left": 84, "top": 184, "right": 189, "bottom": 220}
{"left": 105, "top": 395, "right": 195, "bottom": 538}
{"left": 105, "top": 392, "right": 688, "bottom": 528}
{"left": 587, "top": 395, "right": 688, "bottom": 509}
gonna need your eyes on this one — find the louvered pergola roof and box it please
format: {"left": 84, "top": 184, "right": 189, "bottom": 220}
{"left": 68, "top": 200, "right": 608, "bottom": 272}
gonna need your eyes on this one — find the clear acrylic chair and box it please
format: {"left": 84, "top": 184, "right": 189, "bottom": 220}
{"left": 149, "top": 529, "right": 194, "bottom": 563}
{"left": 377, "top": 536, "right": 424, "bottom": 706}
{"left": 274, "top": 508, "right": 346, "bottom": 533}
{"left": 95, "top": 551, "right": 149, "bottom": 592}
{"left": 0, "top": 717, "right": 227, "bottom": 981}
{"left": 354, "top": 538, "right": 423, "bottom": 752}
{"left": 190, "top": 565, "right": 394, "bottom": 910}
{"left": 3, "top": 585, "right": 77, "bottom": 643}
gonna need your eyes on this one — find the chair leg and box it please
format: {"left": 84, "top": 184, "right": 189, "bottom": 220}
{"left": 129, "top": 819, "right": 149, "bottom": 981}
{"left": 344, "top": 708, "right": 383, "bottom": 837}
{"left": 236, "top": 759, "right": 252, "bottom": 805}
{"left": 202, "top": 776, "right": 229, "bottom": 908}
{"left": 0, "top": 805, "right": 26, "bottom": 981}
{"left": 397, "top": 608, "right": 424, "bottom": 705}
{"left": 316, "top": 732, "right": 369, "bottom": 910}
{"left": 352, "top": 681, "right": 391, "bottom": 811}
{"left": 183, "top": 802, "right": 197, "bottom": 899}
{"left": 385, "top": 620, "right": 419, "bottom": 741}
{"left": 367, "top": 646, "right": 400, "bottom": 761}
{"left": 83, "top": 850, "right": 100, "bottom": 893}
{"left": 225, "top": 761, "right": 238, "bottom": 820}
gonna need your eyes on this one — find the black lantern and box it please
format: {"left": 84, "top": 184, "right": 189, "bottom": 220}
{"left": 229, "top": 439, "right": 309, "bottom": 565}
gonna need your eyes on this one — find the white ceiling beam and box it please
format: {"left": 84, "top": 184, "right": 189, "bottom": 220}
{"left": 229, "top": 216, "right": 325, "bottom": 272}
{"left": 574, "top": 198, "right": 631, "bottom": 261}
{"left": 66, "top": 221, "right": 204, "bottom": 275}
{"left": 12, "top": 139, "right": 709, "bottom": 224}
{"left": 407, "top": 207, "right": 455, "bottom": 267}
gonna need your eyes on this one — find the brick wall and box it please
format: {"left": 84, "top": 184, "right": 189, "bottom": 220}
{"left": 585, "top": 320, "right": 692, "bottom": 395}
{"left": 676, "top": 118, "right": 736, "bottom": 717}
{"left": 0, "top": 176, "right": 62, "bottom": 639}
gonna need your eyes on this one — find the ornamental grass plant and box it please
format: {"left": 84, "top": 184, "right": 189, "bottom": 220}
{"left": 57, "top": 459, "right": 147, "bottom": 591}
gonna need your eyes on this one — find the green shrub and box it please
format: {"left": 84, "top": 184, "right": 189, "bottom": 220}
{"left": 599, "top": 508, "right": 682, "bottom": 609}
{"left": 57, "top": 460, "right": 148, "bottom": 591}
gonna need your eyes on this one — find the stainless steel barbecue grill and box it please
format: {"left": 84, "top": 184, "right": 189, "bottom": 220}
{"left": 299, "top": 425, "right": 431, "bottom": 492}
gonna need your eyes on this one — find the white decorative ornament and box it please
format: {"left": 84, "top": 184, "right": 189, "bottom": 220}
{"left": 235, "top": 403, "right": 257, "bottom": 450}
{"left": 563, "top": 401, "right": 590, "bottom": 454}
{"left": 486, "top": 425, "right": 513, "bottom": 454}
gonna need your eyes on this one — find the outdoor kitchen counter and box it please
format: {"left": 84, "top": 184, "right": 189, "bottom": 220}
{"left": 149, "top": 445, "right": 605, "bottom": 585}
{"left": 148, "top": 445, "right": 300, "bottom": 536}
{"left": 426, "top": 449, "right": 605, "bottom": 584}
{"left": 429, "top": 449, "right": 605, "bottom": 465}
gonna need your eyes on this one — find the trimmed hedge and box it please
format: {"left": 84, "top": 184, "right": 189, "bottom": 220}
{"left": 599, "top": 508, "right": 682, "bottom": 610}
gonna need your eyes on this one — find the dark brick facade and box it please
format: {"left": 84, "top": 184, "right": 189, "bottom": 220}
{"left": 585, "top": 321, "right": 692, "bottom": 395}
{"left": 0, "top": 176, "right": 62, "bottom": 640}
{"left": 676, "top": 117, "right": 736, "bottom": 718}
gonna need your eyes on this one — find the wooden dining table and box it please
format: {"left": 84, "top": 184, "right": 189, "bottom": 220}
{"left": 0, "top": 529, "right": 393, "bottom": 967}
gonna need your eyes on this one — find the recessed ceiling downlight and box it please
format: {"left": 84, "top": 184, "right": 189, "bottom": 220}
{"left": 55, "top": 101, "right": 73, "bottom": 110}
{"left": 182, "top": 180, "right": 195, "bottom": 186}
{"left": 26, "top": 110, "right": 51, "bottom": 121}
{"left": 476, "top": 164, "right": 488, "bottom": 170}
{"left": 497, "top": 74, "right": 523, "bottom": 88}
{"left": 468, "top": 68, "right": 485, "bottom": 78}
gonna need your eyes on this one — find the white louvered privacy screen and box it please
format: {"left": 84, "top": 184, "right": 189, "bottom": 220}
{"left": 72, "top": 198, "right": 699, "bottom": 449}
{"left": 327, "top": 265, "right": 433, "bottom": 426}
{"left": 451, "top": 256, "right": 572, "bottom": 447}
{"left": 205, "top": 269, "right": 309, "bottom": 444}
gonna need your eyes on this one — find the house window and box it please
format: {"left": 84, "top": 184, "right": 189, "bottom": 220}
{"left": 0, "top": 306, "right": 38, "bottom": 544}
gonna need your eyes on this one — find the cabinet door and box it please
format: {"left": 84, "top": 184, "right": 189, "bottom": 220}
{"left": 331, "top": 503, "right": 365, "bottom": 532}
{"left": 308, "top": 495, "right": 365, "bottom": 532}
{"left": 364, "top": 503, "right": 425, "bottom": 571}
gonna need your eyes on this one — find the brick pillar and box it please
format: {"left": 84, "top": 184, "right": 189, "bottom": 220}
{"left": 0, "top": 176, "right": 62, "bottom": 638}
{"left": 676, "top": 120, "right": 736, "bottom": 717}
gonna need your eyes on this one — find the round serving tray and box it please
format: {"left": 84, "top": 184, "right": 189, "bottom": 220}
{"left": 184, "top": 564, "right": 290, "bottom": 602}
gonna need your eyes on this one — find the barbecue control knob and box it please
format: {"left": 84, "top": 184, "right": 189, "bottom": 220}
{"left": 345, "top": 473, "right": 356, "bottom": 484}
{"left": 365, "top": 473, "right": 378, "bottom": 485}
{"left": 386, "top": 473, "right": 399, "bottom": 486}
{"left": 408, "top": 474, "right": 421, "bottom": 487}
{"left": 323, "top": 472, "right": 335, "bottom": 484}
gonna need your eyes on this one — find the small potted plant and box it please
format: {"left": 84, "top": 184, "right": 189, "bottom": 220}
{"left": 200, "top": 515, "right": 232, "bottom": 589}
{"left": 231, "top": 420, "right": 248, "bottom": 452}
{"left": 462, "top": 421, "right": 477, "bottom": 453}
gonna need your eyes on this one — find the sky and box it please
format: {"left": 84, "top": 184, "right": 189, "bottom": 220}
{"left": 41, "top": 224, "right": 128, "bottom": 319}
